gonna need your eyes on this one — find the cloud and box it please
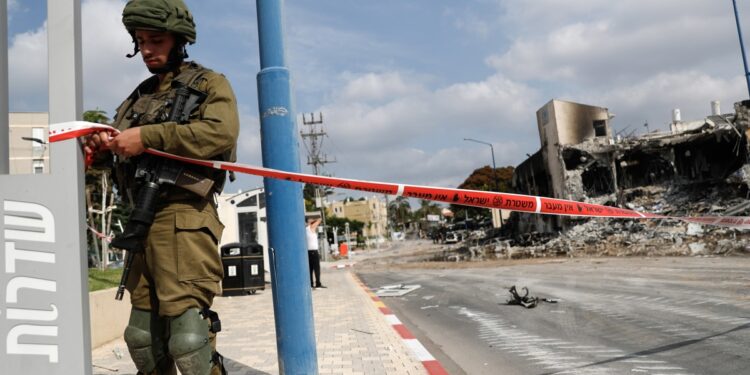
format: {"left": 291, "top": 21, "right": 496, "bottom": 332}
{"left": 8, "top": 0, "right": 147, "bottom": 114}
{"left": 236, "top": 105, "right": 263, "bottom": 164}
{"left": 82, "top": 0, "right": 149, "bottom": 115}
{"left": 487, "top": 13, "right": 740, "bottom": 87}
{"left": 458, "top": 0, "right": 750, "bottom": 135}
{"left": 338, "top": 72, "right": 426, "bottom": 103}
{"left": 339, "top": 141, "right": 527, "bottom": 190}
{"left": 7, "top": 22, "right": 48, "bottom": 110}
{"left": 323, "top": 71, "right": 538, "bottom": 148}
{"left": 588, "top": 71, "right": 746, "bottom": 132}
{"left": 306, "top": 70, "right": 539, "bottom": 188}
{"left": 451, "top": 11, "right": 492, "bottom": 39}
{"left": 227, "top": 105, "right": 265, "bottom": 192}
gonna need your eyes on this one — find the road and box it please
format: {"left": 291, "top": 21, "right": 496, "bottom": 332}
{"left": 357, "top": 256, "right": 750, "bottom": 375}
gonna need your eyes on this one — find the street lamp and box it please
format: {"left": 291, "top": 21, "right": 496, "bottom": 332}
{"left": 21, "top": 136, "right": 47, "bottom": 145}
{"left": 733, "top": 0, "right": 750, "bottom": 98}
{"left": 464, "top": 137, "right": 503, "bottom": 226}
{"left": 463, "top": 138, "right": 499, "bottom": 192}
{"left": 21, "top": 136, "right": 49, "bottom": 174}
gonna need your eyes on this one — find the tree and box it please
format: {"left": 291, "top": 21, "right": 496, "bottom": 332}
{"left": 414, "top": 199, "right": 442, "bottom": 219}
{"left": 325, "top": 216, "right": 365, "bottom": 242}
{"left": 388, "top": 196, "right": 412, "bottom": 232}
{"left": 83, "top": 108, "right": 110, "bottom": 124}
{"left": 458, "top": 165, "right": 514, "bottom": 192}
{"left": 451, "top": 165, "right": 515, "bottom": 222}
{"left": 303, "top": 182, "right": 333, "bottom": 212}
{"left": 82, "top": 108, "right": 119, "bottom": 269}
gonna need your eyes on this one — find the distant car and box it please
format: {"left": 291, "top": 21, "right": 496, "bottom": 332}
{"left": 444, "top": 231, "right": 460, "bottom": 244}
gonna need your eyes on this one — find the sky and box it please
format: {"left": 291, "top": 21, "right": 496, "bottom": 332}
{"left": 6, "top": 0, "right": 750, "bottom": 198}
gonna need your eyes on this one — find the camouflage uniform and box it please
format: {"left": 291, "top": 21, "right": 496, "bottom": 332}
{"left": 112, "top": 1, "right": 239, "bottom": 374}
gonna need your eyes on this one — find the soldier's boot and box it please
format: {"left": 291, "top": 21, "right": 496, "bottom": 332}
{"left": 168, "top": 308, "right": 213, "bottom": 375}
{"left": 124, "top": 308, "right": 176, "bottom": 375}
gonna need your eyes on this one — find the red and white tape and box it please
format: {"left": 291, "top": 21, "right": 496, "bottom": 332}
{"left": 50, "top": 121, "right": 750, "bottom": 229}
{"left": 87, "top": 225, "right": 112, "bottom": 241}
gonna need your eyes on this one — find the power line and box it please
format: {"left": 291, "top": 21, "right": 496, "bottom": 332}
{"left": 300, "top": 112, "right": 336, "bottom": 260}
{"left": 300, "top": 112, "right": 336, "bottom": 174}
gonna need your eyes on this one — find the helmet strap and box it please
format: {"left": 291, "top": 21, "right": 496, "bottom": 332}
{"left": 126, "top": 32, "right": 140, "bottom": 58}
{"left": 146, "top": 41, "right": 187, "bottom": 75}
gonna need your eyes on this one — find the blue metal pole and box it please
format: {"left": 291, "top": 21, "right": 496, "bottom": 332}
{"left": 733, "top": 0, "right": 750, "bottom": 98}
{"left": 255, "top": 1, "right": 318, "bottom": 374}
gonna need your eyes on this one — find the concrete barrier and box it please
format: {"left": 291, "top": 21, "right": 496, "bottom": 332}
{"left": 89, "top": 288, "right": 130, "bottom": 348}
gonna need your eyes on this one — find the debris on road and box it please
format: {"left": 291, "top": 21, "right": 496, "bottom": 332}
{"left": 507, "top": 285, "right": 539, "bottom": 308}
{"left": 505, "top": 286, "right": 561, "bottom": 308}
{"left": 375, "top": 284, "right": 421, "bottom": 297}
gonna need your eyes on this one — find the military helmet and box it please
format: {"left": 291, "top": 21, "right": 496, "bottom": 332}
{"left": 122, "top": 0, "right": 196, "bottom": 44}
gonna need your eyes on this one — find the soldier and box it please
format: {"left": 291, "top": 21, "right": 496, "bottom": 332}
{"left": 84, "top": 0, "right": 239, "bottom": 374}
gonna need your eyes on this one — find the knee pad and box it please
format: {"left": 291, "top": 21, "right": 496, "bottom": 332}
{"left": 124, "top": 308, "right": 158, "bottom": 373}
{"left": 168, "top": 308, "right": 212, "bottom": 375}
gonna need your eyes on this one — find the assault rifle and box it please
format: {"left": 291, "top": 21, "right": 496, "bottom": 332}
{"left": 112, "top": 81, "right": 210, "bottom": 300}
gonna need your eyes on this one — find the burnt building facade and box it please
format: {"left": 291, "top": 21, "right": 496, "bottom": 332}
{"left": 512, "top": 99, "right": 750, "bottom": 234}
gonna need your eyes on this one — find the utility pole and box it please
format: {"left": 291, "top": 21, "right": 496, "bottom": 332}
{"left": 345, "top": 222, "right": 351, "bottom": 259}
{"left": 301, "top": 112, "right": 336, "bottom": 260}
{"left": 734, "top": 0, "right": 750, "bottom": 98}
{"left": 256, "top": 0, "right": 318, "bottom": 372}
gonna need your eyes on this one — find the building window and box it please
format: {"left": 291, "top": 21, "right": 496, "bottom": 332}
{"left": 238, "top": 211, "right": 258, "bottom": 245}
{"left": 238, "top": 194, "right": 257, "bottom": 207}
{"left": 593, "top": 120, "right": 607, "bottom": 137}
{"left": 32, "top": 159, "right": 44, "bottom": 174}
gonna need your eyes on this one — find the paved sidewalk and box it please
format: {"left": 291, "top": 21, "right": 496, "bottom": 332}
{"left": 91, "top": 263, "right": 427, "bottom": 375}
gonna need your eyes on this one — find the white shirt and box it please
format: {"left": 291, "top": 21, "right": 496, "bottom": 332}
{"left": 306, "top": 225, "right": 319, "bottom": 251}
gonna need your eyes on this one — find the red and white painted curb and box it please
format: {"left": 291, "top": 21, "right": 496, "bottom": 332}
{"left": 351, "top": 273, "right": 449, "bottom": 375}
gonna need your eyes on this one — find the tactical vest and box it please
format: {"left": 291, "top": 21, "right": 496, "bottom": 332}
{"left": 112, "top": 62, "right": 229, "bottom": 204}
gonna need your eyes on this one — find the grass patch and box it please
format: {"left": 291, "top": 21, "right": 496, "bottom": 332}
{"left": 88, "top": 268, "right": 123, "bottom": 292}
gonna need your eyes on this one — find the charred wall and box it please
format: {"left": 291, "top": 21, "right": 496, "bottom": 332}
{"left": 616, "top": 151, "right": 674, "bottom": 189}
{"left": 513, "top": 150, "right": 551, "bottom": 197}
{"left": 511, "top": 150, "right": 560, "bottom": 233}
{"left": 511, "top": 101, "right": 750, "bottom": 235}
{"left": 673, "top": 134, "right": 747, "bottom": 182}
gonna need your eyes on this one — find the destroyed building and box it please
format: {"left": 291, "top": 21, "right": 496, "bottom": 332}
{"left": 511, "top": 99, "right": 750, "bottom": 235}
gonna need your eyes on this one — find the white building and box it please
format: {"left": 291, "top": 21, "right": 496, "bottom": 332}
{"left": 8, "top": 112, "right": 49, "bottom": 174}
{"left": 217, "top": 187, "right": 269, "bottom": 273}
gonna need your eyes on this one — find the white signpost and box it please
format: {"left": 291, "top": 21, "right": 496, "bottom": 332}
{"left": 1, "top": 1, "right": 92, "bottom": 374}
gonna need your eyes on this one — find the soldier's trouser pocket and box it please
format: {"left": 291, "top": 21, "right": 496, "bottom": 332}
{"left": 174, "top": 210, "right": 224, "bottom": 283}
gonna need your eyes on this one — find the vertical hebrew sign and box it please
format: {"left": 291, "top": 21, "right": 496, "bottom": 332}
{"left": 0, "top": 0, "right": 92, "bottom": 374}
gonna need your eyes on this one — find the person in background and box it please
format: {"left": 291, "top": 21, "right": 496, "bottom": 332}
{"left": 306, "top": 217, "right": 326, "bottom": 288}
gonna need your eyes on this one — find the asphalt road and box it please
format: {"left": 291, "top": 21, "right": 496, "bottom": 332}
{"left": 357, "top": 257, "right": 750, "bottom": 375}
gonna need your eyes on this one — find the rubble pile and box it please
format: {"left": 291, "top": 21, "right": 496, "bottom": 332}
{"left": 509, "top": 182, "right": 750, "bottom": 258}
{"left": 429, "top": 181, "right": 750, "bottom": 263}
{"left": 430, "top": 100, "right": 750, "bottom": 263}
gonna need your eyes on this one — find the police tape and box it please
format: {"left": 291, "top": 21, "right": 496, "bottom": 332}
{"left": 50, "top": 121, "right": 750, "bottom": 229}
{"left": 87, "top": 225, "right": 112, "bottom": 242}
